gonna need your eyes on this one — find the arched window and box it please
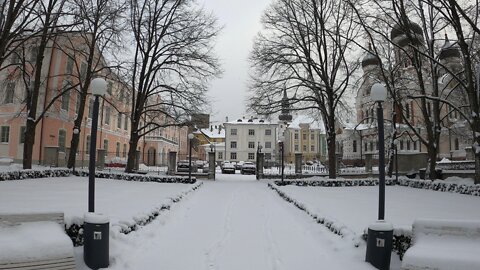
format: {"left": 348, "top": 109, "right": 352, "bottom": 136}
{"left": 58, "top": 130, "right": 66, "bottom": 152}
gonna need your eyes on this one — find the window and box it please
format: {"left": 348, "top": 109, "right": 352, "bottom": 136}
{"left": 66, "top": 57, "right": 74, "bottom": 75}
{"left": 30, "top": 46, "right": 38, "bottom": 63}
{"left": 58, "top": 130, "right": 66, "bottom": 152}
{"left": 104, "top": 106, "right": 111, "bottom": 125}
{"left": 61, "top": 81, "right": 71, "bottom": 111}
{"left": 124, "top": 115, "right": 128, "bottom": 130}
{"left": 103, "top": 139, "right": 109, "bottom": 152}
{"left": 88, "top": 98, "right": 93, "bottom": 118}
{"left": 454, "top": 138, "right": 459, "bottom": 150}
{"left": 86, "top": 136, "right": 91, "bottom": 154}
{"left": 265, "top": 129, "right": 271, "bottom": 136}
{"left": 117, "top": 113, "right": 122, "bottom": 129}
{"left": 407, "top": 140, "right": 411, "bottom": 150}
{"left": 248, "top": 142, "right": 255, "bottom": 149}
{"left": 311, "top": 134, "right": 315, "bottom": 140}
{"left": 230, "top": 141, "right": 237, "bottom": 149}
{"left": 248, "top": 153, "right": 255, "bottom": 160}
{"left": 107, "top": 81, "right": 113, "bottom": 95}
{"left": 75, "top": 92, "right": 81, "bottom": 114}
{"left": 369, "top": 142, "right": 373, "bottom": 151}
{"left": 230, "top": 152, "right": 237, "bottom": 160}
{"left": 365, "top": 142, "right": 368, "bottom": 152}
{"left": 1, "top": 126, "right": 9, "bottom": 143}
{"left": 265, "top": 142, "right": 271, "bottom": 149}
{"left": 123, "top": 144, "right": 127, "bottom": 158}
{"left": 311, "top": 145, "right": 315, "bottom": 152}
{"left": 116, "top": 142, "right": 120, "bottom": 157}
{"left": 19, "top": 126, "right": 26, "bottom": 144}
{"left": 353, "top": 140, "right": 357, "bottom": 153}
{"left": 294, "top": 133, "right": 299, "bottom": 140}
{"left": 303, "top": 145, "right": 307, "bottom": 151}
{"left": 218, "top": 152, "right": 223, "bottom": 160}
{"left": 303, "top": 133, "right": 307, "bottom": 140}
{"left": 265, "top": 153, "right": 272, "bottom": 160}
{"left": 248, "top": 129, "right": 255, "bottom": 136}
{"left": 294, "top": 145, "right": 299, "bottom": 151}
{"left": 400, "top": 140, "right": 404, "bottom": 150}
{"left": 4, "top": 81, "right": 15, "bottom": 104}
{"left": 231, "top": 129, "right": 237, "bottom": 136}
{"left": 119, "top": 88, "right": 125, "bottom": 102}
{"left": 80, "top": 62, "right": 87, "bottom": 81}
{"left": 413, "top": 141, "right": 417, "bottom": 150}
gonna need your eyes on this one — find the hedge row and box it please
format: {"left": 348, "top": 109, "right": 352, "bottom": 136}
{"left": 0, "top": 169, "right": 72, "bottom": 181}
{"left": 274, "top": 178, "right": 396, "bottom": 187}
{"left": 66, "top": 181, "right": 203, "bottom": 246}
{"left": 73, "top": 170, "right": 195, "bottom": 184}
{"left": 397, "top": 178, "right": 480, "bottom": 196}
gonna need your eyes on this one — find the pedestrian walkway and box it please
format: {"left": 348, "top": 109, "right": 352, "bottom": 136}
{"left": 108, "top": 174, "right": 375, "bottom": 270}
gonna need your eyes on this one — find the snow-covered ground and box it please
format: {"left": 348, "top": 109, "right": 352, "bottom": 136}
{"left": 275, "top": 182, "right": 480, "bottom": 239}
{"left": 1, "top": 173, "right": 479, "bottom": 269}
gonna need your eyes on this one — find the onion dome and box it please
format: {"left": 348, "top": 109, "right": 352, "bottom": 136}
{"left": 439, "top": 34, "right": 460, "bottom": 60}
{"left": 362, "top": 43, "right": 381, "bottom": 68}
{"left": 390, "top": 21, "right": 424, "bottom": 47}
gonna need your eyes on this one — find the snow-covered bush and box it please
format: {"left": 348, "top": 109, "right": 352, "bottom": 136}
{"left": 274, "top": 178, "right": 396, "bottom": 187}
{"left": 73, "top": 170, "right": 195, "bottom": 184}
{"left": 0, "top": 169, "right": 72, "bottom": 181}
{"left": 397, "top": 178, "right": 480, "bottom": 196}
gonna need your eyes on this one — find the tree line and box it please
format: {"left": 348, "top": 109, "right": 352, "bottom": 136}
{"left": 0, "top": 0, "right": 221, "bottom": 172}
{"left": 248, "top": 0, "right": 480, "bottom": 183}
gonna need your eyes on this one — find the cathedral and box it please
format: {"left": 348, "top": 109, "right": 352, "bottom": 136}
{"left": 336, "top": 22, "right": 471, "bottom": 169}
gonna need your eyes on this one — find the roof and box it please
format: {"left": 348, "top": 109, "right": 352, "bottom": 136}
{"left": 289, "top": 114, "right": 325, "bottom": 131}
{"left": 225, "top": 118, "right": 274, "bottom": 125}
{"left": 196, "top": 128, "right": 225, "bottom": 139}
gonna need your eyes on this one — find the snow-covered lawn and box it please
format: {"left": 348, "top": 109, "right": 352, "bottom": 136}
{"left": 0, "top": 176, "right": 200, "bottom": 232}
{"left": 275, "top": 181, "right": 480, "bottom": 239}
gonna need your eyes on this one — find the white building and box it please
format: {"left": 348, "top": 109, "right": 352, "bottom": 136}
{"left": 224, "top": 118, "right": 278, "bottom": 163}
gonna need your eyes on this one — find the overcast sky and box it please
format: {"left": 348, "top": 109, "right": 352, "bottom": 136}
{"left": 200, "top": 0, "right": 272, "bottom": 125}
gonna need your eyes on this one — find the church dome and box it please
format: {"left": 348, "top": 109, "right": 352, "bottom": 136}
{"left": 362, "top": 45, "right": 380, "bottom": 68}
{"left": 390, "top": 21, "right": 424, "bottom": 47}
{"left": 439, "top": 34, "right": 460, "bottom": 60}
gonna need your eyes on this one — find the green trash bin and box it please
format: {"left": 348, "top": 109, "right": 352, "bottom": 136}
{"left": 84, "top": 213, "right": 109, "bottom": 269}
{"left": 365, "top": 221, "right": 393, "bottom": 270}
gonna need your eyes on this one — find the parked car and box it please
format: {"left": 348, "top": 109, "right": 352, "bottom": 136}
{"left": 241, "top": 162, "right": 256, "bottom": 175}
{"left": 221, "top": 161, "right": 235, "bottom": 174}
{"left": 177, "top": 160, "right": 197, "bottom": 173}
{"left": 234, "top": 161, "right": 244, "bottom": 170}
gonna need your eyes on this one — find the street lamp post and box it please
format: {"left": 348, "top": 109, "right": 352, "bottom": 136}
{"left": 209, "top": 143, "right": 215, "bottom": 180}
{"left": 279, "top": 135, "right": 285, "bottom": 182}
{"left": 188, "top": 133, "right": 194, "bottom": 182}
{"left": 366, "top": 83, "right": 393, "bottom": 270}
{"left": 88, "top": 78, "right": 107, "bottom": 213}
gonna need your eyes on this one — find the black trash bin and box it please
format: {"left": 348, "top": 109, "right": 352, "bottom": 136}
{"left": 365, "top": 221, "right": 393, "bottom": 270}
{"left": 84, "top": 213, "right": 109, "bottom": 269}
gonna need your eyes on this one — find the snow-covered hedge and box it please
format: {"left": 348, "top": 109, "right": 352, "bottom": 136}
{"left": 397, "top": 178, "right": 480, "bottom": 196}
{"left": 73, "top": 170, "right": 195, "bottom": 184}
{"left": 0, "top": 169, "right": 71, "bottom": 181}
{"left": 274, "top": 178, "right": 396, "bottom": 187}
{"left": 66, "top": 182, "right": 203, "bottom": 246}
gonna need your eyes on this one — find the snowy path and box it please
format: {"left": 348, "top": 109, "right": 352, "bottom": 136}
{"left": 105, "top": 175, "right": 375, "bottom": 270}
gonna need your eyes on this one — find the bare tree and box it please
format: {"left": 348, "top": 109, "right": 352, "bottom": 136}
{"left": 248, "top": 0, "right": 361, "bottom": 178}
{"left": 0, "top": 0, "right": 39, "bottom": 68}
{"left": 64, "top": 0, "right": 126, "bottom": 169}
{"left": 125, "top": 0, "right": 221, "bottom": 172}
{"left": 21, "top": 0, "right": 70, "bottom": 169}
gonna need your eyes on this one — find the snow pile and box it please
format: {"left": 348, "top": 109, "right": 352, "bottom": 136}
{"left": 0, "top": 221, "right": 73, "bottom": 264}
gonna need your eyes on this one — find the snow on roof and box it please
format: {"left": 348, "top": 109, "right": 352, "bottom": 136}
{"left": 198, "top": 128, "right": 225, "bottom": 139}
{"left": 289, "top": 115, "right": 324, "bottom": 131}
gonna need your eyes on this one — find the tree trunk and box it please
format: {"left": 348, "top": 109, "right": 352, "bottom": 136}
{"left": 427, "top": 145, "right": 438, "bottom": 180}
{"left": 475, "top": 153, "right": 480, "bottom": 184}
{"left": 22, "top": 120, "right": 36, "bottom": 169}
{"left": 67, "top": 131, "right": 80, "bottom": 169}
{"left": 327, "top": 133, "right": 336, "bottom": 179}
{"left": 125, "top": 132, "right": 139, "bottom": 173}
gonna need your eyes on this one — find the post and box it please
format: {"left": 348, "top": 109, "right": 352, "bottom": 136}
{"left": 395, "top": 145, "right": 398, "bottom": 183}
{"left": 281, "top": 142, "right": 285, "bottom": 182}
{"left": 209, "top": 151, "right": 216, "bottom": 180}
{"left": 188, "top": 133, "right": 194, "bottom": 182}
{"left": 377, "top": 102, "right": 385, "bottom": 221}
{"left": 88, "top": 96, "right": 100, "bottom": 213}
